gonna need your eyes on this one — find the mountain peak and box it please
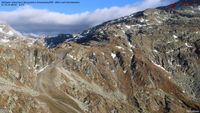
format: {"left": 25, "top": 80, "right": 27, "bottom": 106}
{"left": 179, "top": 0, "right": 200, "bottom": 5}
{"left": 0, "top": 23, "right": 26, "bottom": 44}
{"left": 0, "top": 24, "right": 22, "bottom": 37}
{"left": 169, "top": 0, "right": 200, "bottom": 9}
{"left": 179, "top": 0, "right": 200, "bottom": 2}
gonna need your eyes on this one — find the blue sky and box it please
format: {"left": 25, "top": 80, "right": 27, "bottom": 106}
{"left": 0, "top": 0, "right": 177, "bottom": 34}
{"left": 0, "top": 0, "right": 140, "bottom": 13}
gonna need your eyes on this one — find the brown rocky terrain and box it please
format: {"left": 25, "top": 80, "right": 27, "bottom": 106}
{"left": 0, "top": 0, "right": 200, "bottom": 113}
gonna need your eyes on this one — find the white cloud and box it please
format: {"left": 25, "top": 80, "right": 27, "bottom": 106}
{"left": 0, "top": 0, "right": 177, "bottom": 34}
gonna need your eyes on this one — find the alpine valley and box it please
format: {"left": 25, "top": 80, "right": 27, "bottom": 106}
{"left": 0, "top": 0, "right": 200, "bottom": 113}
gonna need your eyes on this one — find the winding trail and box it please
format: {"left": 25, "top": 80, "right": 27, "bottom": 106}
{"left": 34, "top": 61, "right": 84, "bottom": 113}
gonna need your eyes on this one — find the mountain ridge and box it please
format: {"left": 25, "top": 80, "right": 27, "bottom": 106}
{"left": 0, "top": 1, "right": 200, "bottom": 113}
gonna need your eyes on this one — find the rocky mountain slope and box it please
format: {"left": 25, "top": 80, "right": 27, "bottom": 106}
{"left": 0, "top": 0, "right": 200, "bottom": 113}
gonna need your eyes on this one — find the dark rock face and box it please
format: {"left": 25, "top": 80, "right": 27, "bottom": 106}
{"left": 179, "top": 0, "right": 200, "bottom": 4}
{"left": 45, "top": 34, "right": 73, "bottom": 48}
{"left": 0, "top": 2, "right": 200, "bottom": 113}
{"left": 195, "top": 39, "right": 200, "bottom": 55}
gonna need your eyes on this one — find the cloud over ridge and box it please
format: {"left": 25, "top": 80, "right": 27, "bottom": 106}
{"left": 0, "top": 0, "right": 177, "bottom": 34}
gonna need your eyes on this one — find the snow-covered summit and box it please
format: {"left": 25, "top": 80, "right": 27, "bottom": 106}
{"left": 0, "top": 24, "right": 25, "bottom": 43}
{"left": 0, "top": 24, "right": 23, "bottom": 37}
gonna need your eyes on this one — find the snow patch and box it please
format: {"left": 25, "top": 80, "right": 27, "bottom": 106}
{"left": 155, "top": 19, "right": 162, "bottom": 24}
{"left": 0, "top": 28, "right": 3, "bottom": 32}
{"left": 111, "top": 53, "right": 116, "bottom": 59}
{"left": 132, "top": 24, "right": 146, "bottom": 28}
{"left": 7, "top": 31, "right": 14, "bottom": 36}
{"left": 0, "top": 24, "right": 6, "bottom": 28}
{"left": 167, "top": 41, "right": 173, "bottom": 44}
{"left": 114, "top": 34, "right": 119, "bottom": 37}
{"left": 127, "top": 41, "right": 135, "bottom": 49}
{"left": 175, "top": 40, "right": 178, "bottom": 42}
{"left": 125, "top": 25, "right": 131, "bottom": 29}
{"left": 111, "top": 70, "right": 115, "bottom": 73}
{"left": 36, "top": 65, "right": 48, "bottom": 74}
{"left": 185, "top": 43, "right": 193, "bottom": 48}
{"left": 140, "top": 18, "right": 145, "bottom": 22}
{"left": 173, "top": 35, "right": 178, "bottom": 39}
{"left": 117, "top": 24, "right": 121, "bottom": 27}
{"left": 100, "top": 31, "right": 104, "bottom": 34}
{"left": 27, "top": 41, "right": 35, "bottom": 47}
{"left": 153, "top": 49, "right": 158, "bottom": 53}
{"left": 168, "top": 60, "right": 173, "bottom": 65}
{"left": 115, "top": 46, "right": 124, "bottom": 50}
{"left": 151, "top": 60, "right": 170, "bottom": 73}
{"left": 67, "top": 54, "right": 77, "bottom": 60}
{"left": 166, "top": 50, "right": 174, "bottom": 54}
{"left": 106, "top": 62, "right": 109, "bottom": 65}
{"left": 0, "top": 39, "right": 10, "bottom": 43}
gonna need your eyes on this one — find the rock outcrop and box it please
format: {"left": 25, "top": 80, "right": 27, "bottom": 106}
{"left": 0, "top": 1, "right": 200, "bottom": 113}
